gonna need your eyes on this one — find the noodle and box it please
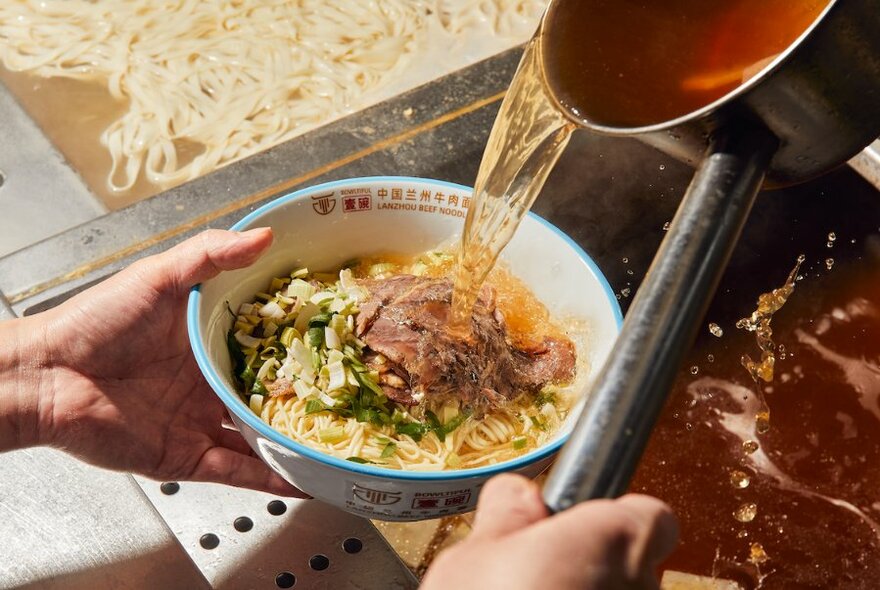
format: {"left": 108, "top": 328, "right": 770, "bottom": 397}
{"left": 228, "top": 253, "right": 588, "bottom": 470}
{"left": 0, "top": 0, "right": 547, "bottom": 195}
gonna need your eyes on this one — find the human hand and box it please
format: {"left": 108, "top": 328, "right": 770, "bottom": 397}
{"left": 8, "top": 228, "right": 304, "bottom": 496}
{"left": 422, "top": 474, "right": 678, "bottom": 590}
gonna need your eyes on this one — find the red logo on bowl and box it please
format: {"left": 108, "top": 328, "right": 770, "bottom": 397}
{"left": 412, "top": 490, "right": 472, "bottom": 510}
{"left": 311, "top": 192, "right": 337, "bottom": 215}
{"left": 343, "top": 195, "right": 372, "bottom": 213}
{"left": 352, "top": 484, "right": 402, "bottom": 506}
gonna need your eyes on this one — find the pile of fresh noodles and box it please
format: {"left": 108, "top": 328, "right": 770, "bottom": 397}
{"left": 0, "top": 0, "right": 547, "bottom": 193}
{"left": 226, "top": 254, "right": 575, "bottom": 470}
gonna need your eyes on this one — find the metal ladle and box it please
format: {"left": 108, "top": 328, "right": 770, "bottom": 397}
{"left": 541, "top": 0, "right": 880, "bottom": 510}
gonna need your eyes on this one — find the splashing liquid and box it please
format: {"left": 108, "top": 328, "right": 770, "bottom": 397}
{"left": 730, "top": 470, "right": 751, "bottom": 489}
{"left": 749, "top": 543, "right": 770, "bottom": 565}
{"left": 734, "top": 503, "right": 758, "bottom": 523}
{"left": 737, "top": 256, "right": 805, "bottom": 383}
{"left": 632, "top": 262, "right": 880, "bottom": 587}
{"left": 450, "top": 39, "right": 574, "bottom": 329}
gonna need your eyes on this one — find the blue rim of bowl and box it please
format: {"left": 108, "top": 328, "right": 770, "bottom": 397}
{"left": 188, "top": 176, "right": 623, "bottom": 481}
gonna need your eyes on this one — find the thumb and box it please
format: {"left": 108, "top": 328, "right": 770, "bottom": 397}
{"left": 148, "top": 228, "right": 273, "bottom": 294}
{"left": 470, "top": 474, "right": 548, "bottom": 540}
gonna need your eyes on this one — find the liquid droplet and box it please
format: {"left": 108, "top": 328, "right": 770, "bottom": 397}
{"left": 659, "top": 164, "right": 666, "bottom": 171}
{"left": 828, "top": 231, "right": 837, "bottom": 242}
{"left": 737, "top": 529, "right": 749, "bottom": 539}
{"left": 662, "top": 221, "right": 671, "bottom": 231}
{"left": 709, "top": 323, "right": 723, "bottom": 337}
{"left": 826, "top": 258, "right": 834, "bottom": 270}
{"left": 685, "top": 422, "right": 694, "bottom": 431}
{"left": 626, "top": 269, "right": 634, "bottom": 275}
{"left": 622, "top": 257, "right": 629, "bottom": 264}
{"left": 621, "top": 287, "right": 631, "bottom": 298}
{"left": 756, "top": 411, "right": 771, "bottom": 434}
{"left": 690, "top": 366, "right": 699, "bottom": 375}
{"left": 734, "top": 503, "right": 758, "bottom": 522}
{"left": 737, "top": 256, "right": 803, "bottom": 383}
{"left": 749, "top": 542, "right": 770, "bottom": 564}
{"left": 743, "top": 440, "right": 759, "bottom": 454}
{"left": 707, "top": 354, "right": 715, "bottom": 362}
{"left": 730, "top": 470, "right": 751, "bottom": 489}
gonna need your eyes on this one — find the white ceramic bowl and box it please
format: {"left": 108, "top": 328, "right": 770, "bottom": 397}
{"left": 188, "top": 176, "right": 621, "bottom": 521}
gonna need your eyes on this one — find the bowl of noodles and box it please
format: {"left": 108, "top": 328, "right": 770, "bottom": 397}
{"left": 188, "top": 176, "right": 621, "bottom": 520}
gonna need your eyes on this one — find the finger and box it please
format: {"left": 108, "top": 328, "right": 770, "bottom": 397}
{"left": 614, "top": 495, "right": 679, "bottom": 579}
{"left": 533, "top": 495, "right": 678, "bottom": 584}
{"left": 148, "top": 228, "right": 274, "bottom": 294}
{"left": 190, "top": 446, "right": 310, "bottom": 498}
{"left": 470, "top": 474, "right": 548, "bottom": 540}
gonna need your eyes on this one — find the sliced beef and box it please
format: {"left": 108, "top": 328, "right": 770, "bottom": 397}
{"left": 363, "top": 350, "right": 419, "bottom": 406}
{"left": 356, "top": 275, "right": 576, "bottom": 409}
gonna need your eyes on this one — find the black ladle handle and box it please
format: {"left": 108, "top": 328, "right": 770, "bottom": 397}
{"left": 542, "top": 124, "right": 778, "bottom": 510}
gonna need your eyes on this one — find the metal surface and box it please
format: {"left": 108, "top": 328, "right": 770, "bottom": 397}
{"left": 0, "top": 49, "right": 521, "bottom": 317}
{"left": 0, "top": 290, "right": 211, "bottom": 590}
{"left": 0, "top": 292, "right": 13, "bottom": 321}
{"left": 134, "top": 478, "right": 418, "bottom": 589}
{"left": 850, "top": 140, "right": 880, "bottom": 189}
{"left": 542, "top": 0, "right": 880, "bottom": 186}
{"left": 0, "top": 448, "right": 211, "bottom": 590}
{"left": 544, "top": 125, "right": 777, "bottom": 508}
{"left": 0, "top": 82, "right": 105, "bottom": 258}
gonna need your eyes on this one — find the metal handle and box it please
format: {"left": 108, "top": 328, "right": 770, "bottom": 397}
{"left": 542, "top": 123, "right": 779, "bottom": 510}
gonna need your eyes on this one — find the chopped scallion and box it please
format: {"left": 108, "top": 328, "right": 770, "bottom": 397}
{"left": 318, "top": 426, "right": 345, "bottom": 444}
{"left": 306, "top": 326, "right": 325, "bottom": 349}
{"left": 326, "top": 361, "right": 347, "bottom": 391}
{"left": 251, "top": 379, "right": 269, "bottom": 396}
{"left": 287, "top": 279, "right": 316, "bottom": 301}
{"left": 279, "top": 326, "right": 299, "bottom": 348}
{"left": 308, "top": 313, "right": 332, "bottom": 328}
{"left": 380, "top": 441, "right": 397, "bottom": 459}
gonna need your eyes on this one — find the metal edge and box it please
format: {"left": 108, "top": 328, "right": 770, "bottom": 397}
{"left": 850, "top": 140, "right": 880, "bottom": 190}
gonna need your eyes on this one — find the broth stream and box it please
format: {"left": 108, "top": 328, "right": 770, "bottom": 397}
{"left": 451, "top": 0, "right": 829, "bottom": 326}
{"left": 450, "top": 38, "right": 574, "bottom": 329}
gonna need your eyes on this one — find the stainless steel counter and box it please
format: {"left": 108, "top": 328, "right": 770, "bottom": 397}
{"left": 0, "top": 83, "right": 105, "bottom": 258}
